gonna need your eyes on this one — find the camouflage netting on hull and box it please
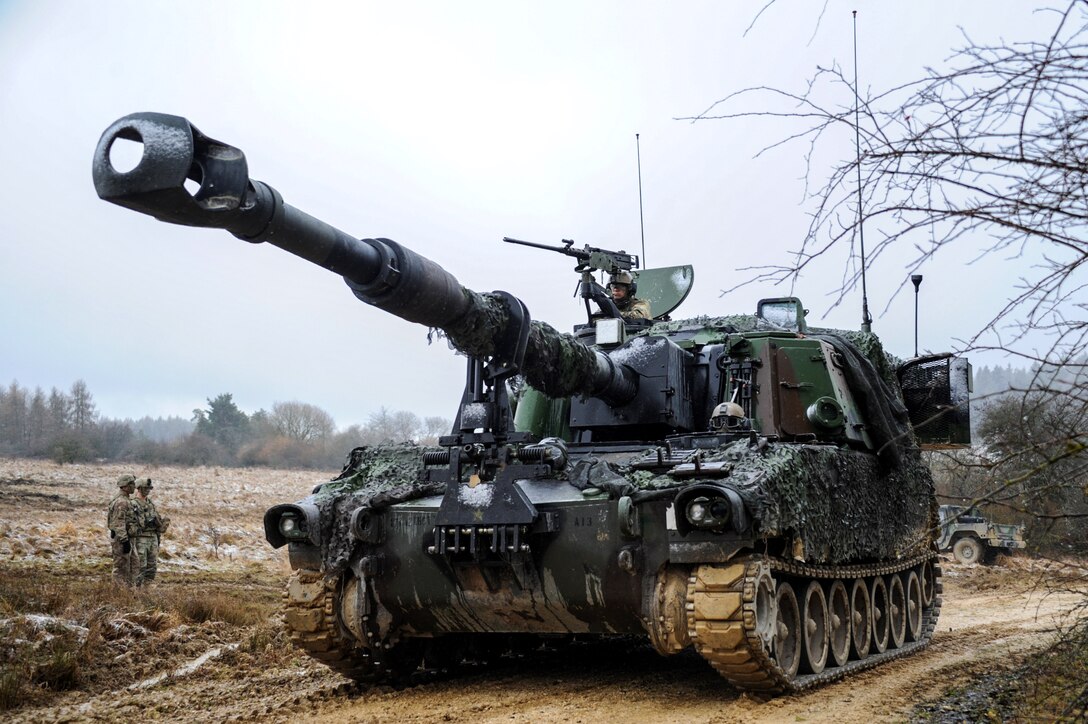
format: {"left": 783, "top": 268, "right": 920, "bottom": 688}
{"left": 302, "top": 438, "right": 933, "bottom": 573}
{"left": 309, "top": 444, "right": 444, "bottom": 576}
{"left": 572, "top": 439, "right": 935, "bottom": 564}
{"left": 723, "top": 443, "right": 934, "bottom": 562}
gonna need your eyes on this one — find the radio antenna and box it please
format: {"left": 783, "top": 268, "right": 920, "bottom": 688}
{"left": 853, "top": 10, "right": 872, "bottom": 333}
{"left": 636, "top": 133, "right": 647, "bottom": 267}
{"left": 911, "top": 274, "right": 923, "bottom": 355}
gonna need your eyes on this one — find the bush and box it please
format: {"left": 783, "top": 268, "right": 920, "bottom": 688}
{"left": 50, "top": 434, "right": 93, "bottom": 464}
{"left": 159, "top": 589, "right": 266, "bottom": 627}
{"left": 169, "top": 433, "right": 227, "bottom": 466}
{"left": 32, "top": 643, "right": 82, "bottom": 691}
{"left": 237, "top": 435, "right": 330, "bottom": 469}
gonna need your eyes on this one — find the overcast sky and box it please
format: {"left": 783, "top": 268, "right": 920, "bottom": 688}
{"left": 0, "top": 1, "right": 1055, "bottom": 429}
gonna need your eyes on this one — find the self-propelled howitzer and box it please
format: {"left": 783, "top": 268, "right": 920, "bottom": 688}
{"left": 93, "top": 113, "right": 973, "bottom": 697}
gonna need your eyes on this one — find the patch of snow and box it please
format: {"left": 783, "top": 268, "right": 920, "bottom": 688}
{"left": 128, "top": 643, "right": 239, "bottom": 690}
{"left": 458, "top": 483, "right": 494, "bottom": 508}
{"left": 609, "top": 335, "right": 659, "bottom": 368}
{"left": 24, "top": 613, "right": 89, "bottom": 640}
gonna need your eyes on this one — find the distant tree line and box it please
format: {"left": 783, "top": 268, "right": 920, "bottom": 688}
{"left": 0, "top": 380, "right": 449, "bottom": 470}
{"left": 971, "top": 364, "right": 1044, "bottom": 402}
{"left": 968, "top": 363, "right": 1068, "bottom": 434}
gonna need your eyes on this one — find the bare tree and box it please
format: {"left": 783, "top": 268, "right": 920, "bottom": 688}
{"left": 978, "top": 383, "right": 1088, "bottom": 547}
{"left": 362, "top": 407, "right": 422, "bottom": 444}
{"left": 688, "top": 3, "right": 1087, "bottom": 361}
{"left": 270, "top": 401, "right": 335, "bottom": 443}
{"left": 421, "top": 416, "right": 451, "bottom": 445}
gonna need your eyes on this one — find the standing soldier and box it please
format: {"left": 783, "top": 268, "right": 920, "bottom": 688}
{"left": 108, "top": 474, "right": 137, "bottom": 586}
{"left": 132, "top": 478, "right": 169, "bottom": 587}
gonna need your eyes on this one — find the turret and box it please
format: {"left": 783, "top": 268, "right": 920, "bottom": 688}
{"left": 91, "top": 112, "right": 636, "bottom": 406}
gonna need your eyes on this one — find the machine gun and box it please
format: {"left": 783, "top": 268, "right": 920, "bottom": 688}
{"left": 502, "top": 237, "right": 637, "bottom": 275}
{"left": 503, "top": 237, "right": 639, "bottom": 322}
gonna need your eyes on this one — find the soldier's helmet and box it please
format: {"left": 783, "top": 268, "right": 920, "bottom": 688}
{"left": 608, "top": 269, "right": 637, "bottom": 294}
{"left": 116, "top": 474, "right": 136, "bottom": 488}
{"left": 710, "top": 401, "right": 747, "bottom": 431}
{"left": 136, "top": 478, "right": 153, "bottom": 491}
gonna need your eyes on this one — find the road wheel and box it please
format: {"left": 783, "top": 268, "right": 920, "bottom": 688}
{"left": 826, "top": 580, "right": 851, "bottom": 667}
{"left": 887, "top": 575, "right": 907, "bottom": 649}
{"left": 774, "top": 581, "right": 801, "bottom": 678}
{"left": 870, "top": 576, "right": 890, "bottom": 654}
{"left": 800, "top": 581, "right": 829, "bottom": 674}
{"left": 849, "top": 578, "right": 871, "bottom": 660}
{"left": 752, "top": 565, "right": 779, "bottom": 653}
{"left": 920, "top": 558, "right": 936, "bottom": 607}
{"left": 952, "top": 537, "right": 983, "bottom": 565}
{"left": 905, "top": 571, "right": 923, "bottom": 642}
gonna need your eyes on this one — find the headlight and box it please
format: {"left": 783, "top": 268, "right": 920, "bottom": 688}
{"left": 685, "top": 495, "right": 731, "bottom": 529}
{"left": 279, "top": 514, "right": 304, "bottom": 538}
{"left": 264, "top": 502, "right": 321, "bottom": 549}
{"left": 687, "top": 498, "right": 709, "bottom": 523}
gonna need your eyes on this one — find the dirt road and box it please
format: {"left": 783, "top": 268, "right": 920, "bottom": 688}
{"left": 1, "top": 459, "right": 1083, "bottom": 723}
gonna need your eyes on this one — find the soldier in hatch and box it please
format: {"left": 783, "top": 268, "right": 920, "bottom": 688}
{"left": 607, "top": 270, "right": 651, "bottom": 320}
{"left": 132, "top": 478, "right": 170, "bottom": 587}
{"left": 108, "top": 474, "right": 137, "bottom": 586}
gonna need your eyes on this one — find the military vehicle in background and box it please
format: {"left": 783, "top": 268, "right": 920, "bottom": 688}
{"left": 937, "top": 504, "right": 1026, "bottom": 564}
{"left": 93, "top": 113, "right": 973, "bottom": 697}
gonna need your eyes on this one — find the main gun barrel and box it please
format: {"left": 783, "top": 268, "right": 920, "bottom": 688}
{"left": 92, "top": 113, "right": 468, "bottom": 329}
{"left": 92, "top": 113, "right": 637, "bottom": 404}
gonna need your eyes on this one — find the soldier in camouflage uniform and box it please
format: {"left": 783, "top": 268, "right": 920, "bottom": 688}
{"left": 108, "top": 474, "right": 137, "bottom": 586}
{"left": 607, "top": 270, "right": 651, "bottom": 320}
{"left": 132, "top": 478, "right": 169, "bottom": 587}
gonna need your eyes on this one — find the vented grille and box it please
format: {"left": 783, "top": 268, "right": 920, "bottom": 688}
{"left": 898, "top": 355, "right": 972, "bottom": 446}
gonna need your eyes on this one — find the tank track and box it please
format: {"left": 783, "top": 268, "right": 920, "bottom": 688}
{"left": 285, "top": 555, "right": 941, "bottom": 694}
{"left": 282, "top": 569, "right": 391, "bottom": 683}
{"left": 687, "top": 553, "right": 942, "bottom": 696}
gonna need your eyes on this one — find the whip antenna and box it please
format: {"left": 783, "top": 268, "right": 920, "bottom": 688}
{"left": 911, "top": 274, "right": 923, "bottom": 355}
{"left": 636, "top": 133, "right": 647, "bottom": 267}
{"left": 853, "top": 10, "right": 872, "bottom": 333}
